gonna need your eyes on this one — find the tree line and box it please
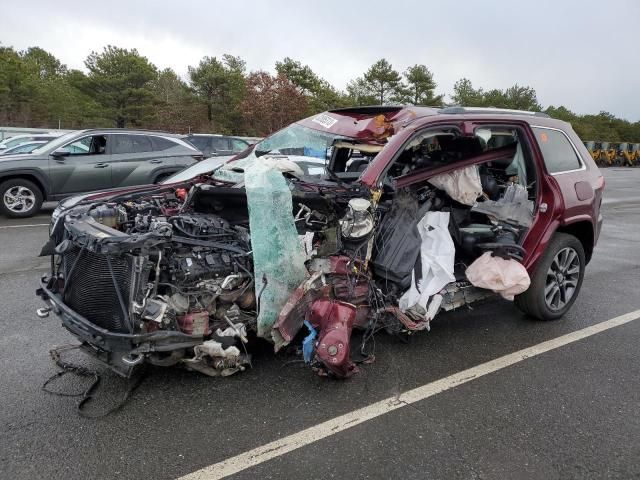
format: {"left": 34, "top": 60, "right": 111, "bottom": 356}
{"left": 1, "top": 45, "right": 638, "bottom": 141}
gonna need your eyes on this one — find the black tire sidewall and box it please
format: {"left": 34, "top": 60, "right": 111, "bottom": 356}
{"left": 517, "top": 233, "right": 586, "bottom": 320}
{"left": 0, "top": 179, "right": 44, "bottom": 218}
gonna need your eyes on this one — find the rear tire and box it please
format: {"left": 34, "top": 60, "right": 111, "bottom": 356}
{"left": 0, "top": 178, "right": 44, "bottom": 218}
{"left": 515, "top": 233, "right": 585, "bottom": 321}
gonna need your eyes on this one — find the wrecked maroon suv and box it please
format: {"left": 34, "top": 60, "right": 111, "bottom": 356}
{"left": 37, "top": 106, "right": 604, "bottom": 379}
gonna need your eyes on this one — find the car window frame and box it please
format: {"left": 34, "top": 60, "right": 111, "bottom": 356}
{"left": 60, "top": 134, "right": 107, "bottom": 156}
{"left": 529, "top": 125, "right": 585, "bottom": 176}
{"left": 379, "top": 124, "right": 462, "bottom": 184}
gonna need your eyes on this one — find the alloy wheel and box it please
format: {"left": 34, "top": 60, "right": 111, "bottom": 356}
{"left": 3, "top": 185, "right": 36, "bottom": 214}
{"left": 544, "top": 247, "right": 581, "bottom": 311}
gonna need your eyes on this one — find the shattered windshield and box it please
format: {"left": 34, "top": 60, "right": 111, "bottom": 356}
{"left": 212, "top": 123, "right": 350, "bottom": 182}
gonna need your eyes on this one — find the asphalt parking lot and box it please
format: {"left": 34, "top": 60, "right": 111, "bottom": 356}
{"left": 1, "top": 168, "right": 639, "bottom": 480}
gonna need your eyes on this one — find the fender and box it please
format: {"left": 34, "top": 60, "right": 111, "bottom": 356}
{"left": 0, "top": 167, "right": 51, "bottom": 197}
{"left": 524, "top": 218, "right": 560, "bottom": 273}
{"left": 560, "top": 213, "right": 594, "bottom": 228}
{"left": 525, "top": 215, "right": 595, "bottom": 272}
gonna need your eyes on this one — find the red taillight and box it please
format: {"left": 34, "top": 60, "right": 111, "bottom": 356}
{"left": 595, "top": 176, "right": 605, "bottom": 190}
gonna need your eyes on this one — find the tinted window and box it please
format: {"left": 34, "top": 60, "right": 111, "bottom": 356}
{"left": 131, "top": 135, "right": 153, "bottom": 153}
{"left": 150, "top": 136, "right": 177, "bottom": 151}
{"left": 188, "top": 137, "right": 210, "bottom": 150}
{"left": 112, "top": 135, "right": 153, "bottom": 154}
{"left": 532, "top": 127, "right": 581, "bottom": 173}
{"left": 112, "top": 135, "right": 134, "bottom": 154}
{"left": 211, "top": 137, "right": 230, "bottom": 151}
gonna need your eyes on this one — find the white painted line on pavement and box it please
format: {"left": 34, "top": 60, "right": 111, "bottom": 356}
{"left": 178, "top": 308, "right": 640, "bottom": 480}
{"left": 0, "top": 223, "right": 49, "bottom": 229}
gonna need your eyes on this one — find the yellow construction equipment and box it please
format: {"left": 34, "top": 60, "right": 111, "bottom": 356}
{"left": 599, "top": 142, "right": 618, "bottom": 166}
{"left": 584, "top": 141, "right": 597, "bottom": 160}
{"left": 632, "top": 144, "right": 640, "bottom": 165}
{"left": 617, "top": 143, "right": 634, "bottom": 166}
{"left": 590, "top": 142, "right": 602, "bottom": 163}
{"left": 584, "top": 140, "right": 638, "bottom": 167}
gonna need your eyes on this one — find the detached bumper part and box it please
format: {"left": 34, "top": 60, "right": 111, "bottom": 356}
{"left": 308, "top": 298, "right": 357, "bottom": 378}
{"left": 39, "top": 277, "right": 203, "bottom": 378}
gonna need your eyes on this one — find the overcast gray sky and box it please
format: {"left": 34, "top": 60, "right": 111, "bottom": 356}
{"left": 3, "top": 0, "right": 638, "bottom": 120}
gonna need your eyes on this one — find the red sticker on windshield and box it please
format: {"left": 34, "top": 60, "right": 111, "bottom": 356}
{"left": 540, "top": 132, "right": 548, "bottom": 143}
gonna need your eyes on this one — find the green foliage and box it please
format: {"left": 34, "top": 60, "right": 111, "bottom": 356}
{"left": 396, "top": 64, "right": 443, "bottom": 106}
{"left": 450, "top": 78, "right": 484, "bottom": 106}
{"left": 275, "top": 57, "right": 319, "bottom": 95}
{"left": 82, "top": 45, "right": 157, "bottom": 127}
{"left": 0, "top": 47, "right": 36, "bottom": 125}
{"left": 188, "top": 54, "right": 245, "bottom": 134}
{"left": 451, "top": 78, "right": 540, "bottom": 111}
{"left": 346, "top": 77, "right": 378, "bottom": 106}
{"left": 544, "top": 106, "right": 640, "bottom": 142}
{"left": 346, "top": 58, "right": 406, "bottom": 105}
{"left": 275, "top": 57, "right": 348, "bottom": 113}
{"left": 148, "top": 68, "right": 208, "bottom": 133}
{"left": 362, "top": 59, "right": 402, "bottom": 105}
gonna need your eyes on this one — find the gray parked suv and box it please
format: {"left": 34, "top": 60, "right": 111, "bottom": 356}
{"left": 0, "top": 129, "right": 203, "bottom": 218}
{"left": 182, "top": 134, "right": 250, "bottom": 158}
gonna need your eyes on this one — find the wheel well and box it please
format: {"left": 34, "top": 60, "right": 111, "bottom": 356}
{"left": 0, "top": 174, "right": 47, "bottom": 200}
{"left": 153, "top": 171, "right": 176, "bottom": 183}
{"left": 557, "top": 221, "right": 594, "bottom": 263}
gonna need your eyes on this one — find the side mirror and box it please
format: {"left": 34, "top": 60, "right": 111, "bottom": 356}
{"left": 51, "top": 148, "right": 70, "bottom": 158}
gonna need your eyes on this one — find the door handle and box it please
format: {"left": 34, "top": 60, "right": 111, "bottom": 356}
{"left": 149, "top": 159, "right": 163, "bottom": 164}
{"left": 94, "top": 163, "right": 109, "bottom": 168}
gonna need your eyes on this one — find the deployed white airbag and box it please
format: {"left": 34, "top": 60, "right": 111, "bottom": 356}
{"left": 399, "top": 211, "right": 456, "bottom": 315}
{"left": 465, "top": 252, "right": 530, "bottom": 300}
{"left": 428, "top": 165, "right": 482, "bottom": 206}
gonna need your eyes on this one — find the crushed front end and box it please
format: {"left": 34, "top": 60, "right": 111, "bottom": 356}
{"left": 38, "top": 187, "right": 255, "bottom": 377}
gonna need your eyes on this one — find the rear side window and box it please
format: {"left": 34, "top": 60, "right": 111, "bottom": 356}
{"left": 150, "top": 136, "right": 177, "bottom": 151}
{"left": 211, "top": 137, "right": 230, "bottom": 151}
{"left": 130, "top": 135, "right": 153, "bottom": 153}
{"left": 188, "top": 136, "right": 210, "bottom": 150}
{"left": 112, "top": 135, "right": 153, "bottom": 154}
{"left": 532, "top": 127, "right": 582, "bottom": 173}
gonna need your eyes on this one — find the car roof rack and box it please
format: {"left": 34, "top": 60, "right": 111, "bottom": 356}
{"left": 439, "top": 106, "right": 550, "bottom": 118}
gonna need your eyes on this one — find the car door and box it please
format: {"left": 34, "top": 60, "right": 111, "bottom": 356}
{"left": 109, "top": 134, "right": 170, "bottom": 187}
{"left": 48, "top": 134, "right": 113, "bottom": 195}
